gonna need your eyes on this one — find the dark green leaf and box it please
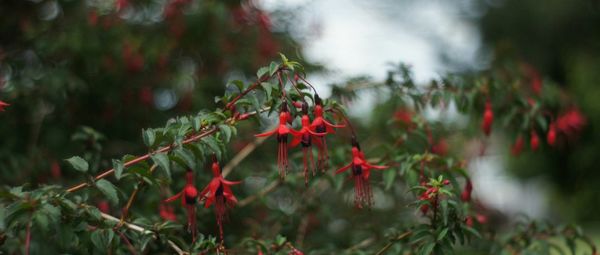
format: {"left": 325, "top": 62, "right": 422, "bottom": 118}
{"left": 151, "top": 153, "right": 171, "bottom": 179}
{"left": 142, "top": 129, "right": 156, "bottom": 147}
{"left": 96, "top": 179, "right": 119, "bottom": 205}
{"left": 112, "top": 159, "right": 124, "bottom": 180}
{"left": 65, "top": 156, "right": 89, "bottom": 172}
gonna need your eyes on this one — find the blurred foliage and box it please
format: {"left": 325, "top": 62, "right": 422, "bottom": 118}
{"left": 0, "top": 0, "right": 598, "bottom": 254}
{"left": 480, "top": 0, "right": 600, "bottom": 221}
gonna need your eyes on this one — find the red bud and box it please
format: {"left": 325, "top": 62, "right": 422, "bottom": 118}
{"left": 511, "top": 135, "right": 524, "bottom": 156}
{"left": 530, "top": 131, "right": 540, "bottom": 151}
{"left": 481, "top": 101, "right": 493, "bottom": 136}
{"left": 547, "top": 124, "right": 556, "bottom": 146}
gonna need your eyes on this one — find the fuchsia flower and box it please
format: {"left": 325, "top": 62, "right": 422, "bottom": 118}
{"left": 481, "top": 100, "right": 493, "bottom": 136}
{"left": 335, "top": 137, "right": 388, "bottom": 208}
{"left": 290, "top": 103, "right": 327, "bottom": 186}
{"left": 530, "top": 131, "right": 540, "bottom": 151}
{"left": 310, "top": 95, "right": 345, "bottom": 170}
{"left": 164, "top": 170, "right": 199, "bottom": 241}
{"left": 0, "top": 100, "right": 9, "bottom": 112}
{"left": 511, "top": 135, "right": 524, "bottom": 156}
{"left": 199, "top": 160, "right": 241, "bottom": 242}
{"left": 159, "top": 203, "right": 177, "bottom": 221}
{"left": 255, "top": 104, "right": 294, "bottom": 179}
{"left": 547, "top": 123, "right": 557, "bottom": 146}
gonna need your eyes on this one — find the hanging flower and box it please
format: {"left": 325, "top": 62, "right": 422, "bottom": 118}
{"left": 310, "top": 95, "right": 345, "bottom": 170}
{"left": 481, "top": 100, "right": 493, "bottom": 136}
{"left": 335, "top": 137, "right": 388, "bottom": 208}
{"left": 511, "top": 135, "right": 524, "bottom": 156}
{"left": 547, "top": 123, "right": 556, "bottom": 146}
{"left": 461, "top": 179, "right": 473, "bottom": 202}
{"left": 164, "top": 170, "right": 199, "bottom": 241}
{"left": 530, "top": 131, "right": 540, "bottom": 151}
{"left": 290, "top": 102, "right": 326, "bottom": 186}
{"left": 199, "top": 160, "right": 241, "bottom": 242}
{"left": 159, "top": 203, "right": 177, "bottom": 221}
{"left": 556, "top": 108, "right": 586, "bottom": 137}
{"left": 255, "top": 104, "right": 296, "bottom": 179}
{"left": 0, "top": 100, "right": 9, "bottom": 112}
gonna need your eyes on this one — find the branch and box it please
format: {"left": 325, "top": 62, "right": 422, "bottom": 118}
{"left": 374, "top": 231, "right": 412, "bottom": 255}
{"left": 100, "top": 212, "right": 186, "bottom": 255}
{"left": 238, "top": 180, "right": 280, "bottom": 207}
{"left": 118, "top": 164, "right": 157, "bottom": 227}
{"left": 222, "top": 136, "right": 267, "bottom": 178}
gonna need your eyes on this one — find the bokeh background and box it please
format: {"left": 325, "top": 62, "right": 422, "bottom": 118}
{"left": 1, "top": 0, "right": 600, "bottom": 252}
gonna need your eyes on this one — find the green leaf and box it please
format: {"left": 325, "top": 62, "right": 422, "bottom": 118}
{"left": 261, "top": 82, "right": 273, "bottom": 101}
{"left": 142, "top": 129, "right": 156, "bottom": 147}
{"left": 420, "top": 242, "right": 435, "bottom": 255}
{"left": 65, "top": 156, "right": 89, "bottom": 172}
{"left": 151, "top": 153, "right": 171, "bottom": 179}
{"left": 269, "top": 61, "right": 279, "bottom": 76}
{"left": 174, "top": 148, "right": 195, "bottom": 170}
{"left": 202, "top": 136, "right": 221, "bottom": 159}
{"left": 112, "top": 159, "right": 124, "bottom": 180}
{"left": 275, "top": 235, "right": 287, "bottom": 246}
{"left": 437, "top": 228, "right": 449, "bottom": 241}
{"left": 257, "top": 66, "right": 269, "bottom": 78}
{"left": 95, "top": 179, "right": 119, "bottom": 205}
{"left": 383, "top": 168, "right": 396, "bottom": 190}
{"left": 91, "top": 229, "right": 114, "bottom": 251}
{"left": 219, "top": 124, "right": 232, "bottom": 143}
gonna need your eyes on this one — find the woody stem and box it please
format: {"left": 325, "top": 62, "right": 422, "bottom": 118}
{"left": 225, "top": 68, "right": 282, "bottom": 110}
{"left": 374, "top": 231, "right": 413, "bottom": 255}
{"left": 66, "top": 127, "right": 218, "bottom": 193}
{"left": 118, "top": 164, "right": 157, "bottom": 227}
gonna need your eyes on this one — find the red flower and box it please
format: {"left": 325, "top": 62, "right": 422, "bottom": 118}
{"left": 0, "top": 100, "right": 9, "bottom": 112}
{"left": 431, "top": 138, "right": 448, "bottom": 156}
{"left": 255, "top": 104, "right": 295, "bottom": 179}
{"left": 511, "top": 135, "right": 524, "bottom": 156}
{"left": 290, "top": 103, "right": 327, "bottom": 185}
{"left": 393, "top": 108, "right": 414, "bottom": 130}
{"left": 555, "top": 108, "right": 586, "bottom": 137}
{"left": 481, "top": 101, "right": 493, "bottom": 136}
{"left": 159, "top": 203, "right": 177, "bottom": 221}
{"left": 97, "top": 200, "right": 110, "bottom": 214}
{"left": 165, "top": 170, "right": 199, "bottom": 241}
{"left": 288, "top": 248, "right": 304, "bottom": 255}
{"left": 461, "top": 179, "right": 473, "bottom": 202}
{"left": 335, "top": 137, "right": 388, "bottom": 208}
{"left": 547, "top": 123, "right": 556, "bottom": 146}
{"left": 530, "top": 131, "right": 540, "bottom": 151}
{"left": 310, "top": 95, "right": 345, "bottom": 170}
{"left": 199, "top": 160, "right": 241, "bottom": 242}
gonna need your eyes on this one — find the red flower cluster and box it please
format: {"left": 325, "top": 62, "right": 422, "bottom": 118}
{"left": 555, "top": 108, "right": 586, "bottom": 137}
{"left": 418, "top": 180, "right": 450, "bottom": 214}
{"left": 257, "top": 100, "right": 343, "bottom": 184}
{"left": 165, "top": 159, "right": 241, "bottom": 242}
{"left": 335, "top": 137, "right": 388, "bottom": 208}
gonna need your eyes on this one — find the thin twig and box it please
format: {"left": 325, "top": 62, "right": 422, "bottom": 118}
{"left": 238, "top": 180, "right": 281, "bottom": 207}
{"left": 374, "top": 231, "right": 412, "bottom": 255}
{"left": 222, "top": 136, "right": 267, "bottom": 178}
{"left": 66, "top": 127, "right": 219, "bottom": 193}
{"left": 100, "top": 212, "right": 186, "bottom": 255}
{"left": 118, "top": 165, "right": 157, "bottom": 227}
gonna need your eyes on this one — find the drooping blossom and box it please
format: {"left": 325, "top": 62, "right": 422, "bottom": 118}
{"left": 159, "top": 203, "right": 177, "bottom": 221}
{"left": 0, "top": 100, "right": 9, "bottom": 112}
{"left": 164, "top": 170, "right": 199, "bottom": 241}
{"left": 461, "top": 179, "right": 473, "bottom": 202}
{"left": 547, "top": 123, "right": 556, "bottom": 146}
{"left": 255, "top": 104, "right": 295, "bottom": 179}
{"left": 555, "top": 108, "right": 586, "bottom": 137}
{"left": 530, "top": 131, "right": 540, "bottom": 151}
{"left": 511, "top": 135, "right": 525, "bottom": 156}
{"left": 310, "top": 95, "right": 345, "bottom": 170}
{"left": 290, "top": 103, "right": 326, "bottom": 186}
{"left": 335, "top": 137, "right": 388, "bottom": 208}
{"left": 199, "top": 160, "right": 241, "bottom": 242}
{"left": 481, "top": 100, "right": 493, "bottom": 136}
